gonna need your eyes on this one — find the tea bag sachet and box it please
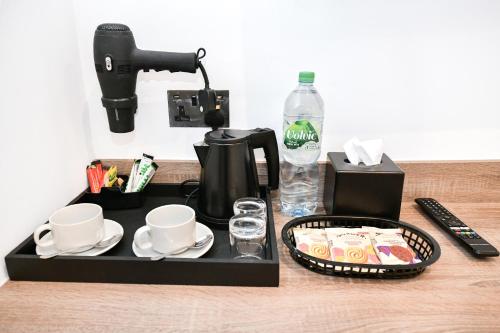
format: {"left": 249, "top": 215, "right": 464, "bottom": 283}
{"left": 325, "top": 228, "right": 380, "bottom": 264}
{"left": 293, "top": 228, "right": 331, "bottom": 260}
{"left": 364, "top": 227, "right": 421, "bottom": 265}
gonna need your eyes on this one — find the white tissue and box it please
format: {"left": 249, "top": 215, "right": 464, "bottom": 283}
{"left": 343, "top": 137, "right": 362, "bottom": 165}
{"left": 344, "top": 137, "right": 384, "bottom": 166}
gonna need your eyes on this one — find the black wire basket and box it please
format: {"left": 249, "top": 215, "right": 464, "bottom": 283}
{"left": 282, "top": 215, "right": 441, "bottom": 279}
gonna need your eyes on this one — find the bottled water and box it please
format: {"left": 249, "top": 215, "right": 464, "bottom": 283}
{"left": 280, "top": 161, "right": 320, "bottom": 216}
{"left": 280, "top": 72, "right": 324, "bottom": 217}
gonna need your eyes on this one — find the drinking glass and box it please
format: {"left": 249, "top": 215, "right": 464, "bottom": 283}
{"left": 233, "top": 197, "right": 267, "bottom": 219}
{"left": 229, "top": 213, "right": 266, "bottom": 260}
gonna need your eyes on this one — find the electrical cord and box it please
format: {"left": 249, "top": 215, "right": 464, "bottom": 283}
{"left": 198, "top": 61, "right": 210, "bottom": 89}
{"left": 179, "top": 179, "right": 200, "bottom": 205}
{"left": 196, "top": 48, "right": 206, "bottom": 60}
{"left": 185, "top": 187, "right": 199, "bottom": 206}
{"left": 196, "top": 48, "right": 209, "bottom": 89}
{"left": 196, "top": 48, "right": 223, "bottom": 129}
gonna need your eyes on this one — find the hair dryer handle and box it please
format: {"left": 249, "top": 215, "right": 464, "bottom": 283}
{"left": 250, "top": 128, "right": 280, "bottom": 190}
{"left": 134, "top": 50, "right": 198, "bottom": 73}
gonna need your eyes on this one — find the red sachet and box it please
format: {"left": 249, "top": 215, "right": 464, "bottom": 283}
{"left": 91, "top": 160, "right": 104, "bottom": 186}
{"left": 86, "top": 166, "right": 101, "bottom": 193}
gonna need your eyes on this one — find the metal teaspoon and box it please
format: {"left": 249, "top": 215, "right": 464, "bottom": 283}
{"left": 40, "top": 233, "right": 122, "bottom": 259}
{"left": 150, "top": 234, "right": 213, "bottom": 261}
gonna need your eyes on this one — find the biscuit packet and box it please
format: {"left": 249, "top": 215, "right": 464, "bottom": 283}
{"left": 325, "top": 228, "right": 380, "bottom": 264}
{"left": 293, "top": 228, "right": 331, "bottom": 260}
{"left": 363, "top": 227, "right": 421, "bottom": 265}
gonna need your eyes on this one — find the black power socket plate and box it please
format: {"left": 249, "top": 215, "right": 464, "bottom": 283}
{"left": 167, "top": 90, "right": 230, "bottom": 127}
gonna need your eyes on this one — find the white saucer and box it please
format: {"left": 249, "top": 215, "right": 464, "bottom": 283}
{"left": 132, "top": 222, "right": 214, "bottom": 259}
{"left": 36, "top": 219, "right": 124, "bottom": 257}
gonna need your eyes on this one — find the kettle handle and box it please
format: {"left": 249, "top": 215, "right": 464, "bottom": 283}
{"left": 249, "top": 128, "right": 280, "bottom": 190}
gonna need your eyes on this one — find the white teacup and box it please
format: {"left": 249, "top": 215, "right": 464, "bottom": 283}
{"left": 34, "top": 203, "right": 104, "bottom": 251}
{"left": 134, "top": 204, "right": 196, "bottom": 254}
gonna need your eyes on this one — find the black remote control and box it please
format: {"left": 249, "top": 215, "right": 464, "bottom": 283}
{"left": 415, "top": 198, "right": 499, "bottom": 257}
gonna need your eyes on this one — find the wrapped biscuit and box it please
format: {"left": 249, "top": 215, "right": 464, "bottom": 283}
{"left": 325, "top": 228, "right": 380, "bottom": 264}
{"left": 364, "top": 227, "right": 421, "bottom": 265}
{"left": 293, "top": 228, "right": 330, "bottom": 260}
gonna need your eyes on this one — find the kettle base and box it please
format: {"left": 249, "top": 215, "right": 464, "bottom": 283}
{"left": 193, "top": 207, "right": 230, "bottom": 230}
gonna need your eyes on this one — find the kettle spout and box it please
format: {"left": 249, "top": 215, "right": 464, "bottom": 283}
{"left": 194, "top": 141, "right": 209, "bottom": 168}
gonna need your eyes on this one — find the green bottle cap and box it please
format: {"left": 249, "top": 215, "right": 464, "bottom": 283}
{"left": 299, "top": 71, "right": 315, "bottom": 83}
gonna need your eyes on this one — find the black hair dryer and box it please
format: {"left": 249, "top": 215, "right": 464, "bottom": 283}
{"left": 94, "top": 23, "right": 199, "bottom": 133}
{"left": 194, "top": 128, "right": 280, "bottom": 224}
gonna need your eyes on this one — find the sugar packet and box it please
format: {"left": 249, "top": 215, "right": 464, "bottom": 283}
{"left": 293, "top": 228, "right": 331, "bottom": 260}
{"left": 364, "top": 227, "right": 421, "bottom": 265}
{"left": 325, "top": 228, "right": 380, "bottom": 264}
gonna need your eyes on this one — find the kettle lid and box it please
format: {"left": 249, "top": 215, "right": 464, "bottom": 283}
{"left": 205, "top": 129, "right": 255, "bottom": 144}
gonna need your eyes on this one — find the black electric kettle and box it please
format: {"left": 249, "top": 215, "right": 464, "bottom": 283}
{"left": 194, "top": 128, "right": 279, "bottom": 222}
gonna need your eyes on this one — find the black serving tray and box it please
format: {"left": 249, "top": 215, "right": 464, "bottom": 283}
{"left": 5, "top": 183, "right": 279, "bottom": 286}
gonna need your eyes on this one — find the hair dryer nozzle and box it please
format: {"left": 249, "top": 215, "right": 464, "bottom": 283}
{"left": 102, "top": 95, "right": 137, "bottom": 133}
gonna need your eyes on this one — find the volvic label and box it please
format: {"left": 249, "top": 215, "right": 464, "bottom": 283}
{"left": 284, "top": 120, "right": 320, "bottom": 150}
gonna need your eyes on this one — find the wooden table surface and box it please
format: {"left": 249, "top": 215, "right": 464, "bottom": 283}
{"left": 1, "top": 199, "right": 499, "bottom": 333}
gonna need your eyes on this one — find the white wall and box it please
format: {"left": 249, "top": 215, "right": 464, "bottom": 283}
{"left": 75, "top": 0, "right": 500, "bottom": 161}
{"left": 0, "top": 0, "right": 93, "bottom": 284}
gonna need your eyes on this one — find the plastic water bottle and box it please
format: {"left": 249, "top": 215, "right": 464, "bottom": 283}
{"left": 280, "top": 71, "right": 324, "bottom": 217}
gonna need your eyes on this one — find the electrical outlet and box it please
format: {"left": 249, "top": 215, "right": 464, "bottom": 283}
{"left": 167, "top": 90, "right": 230, "bottom": 127}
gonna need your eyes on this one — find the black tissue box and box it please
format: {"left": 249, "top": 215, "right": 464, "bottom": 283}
{"left": 323, "top": 152, "right": 405, "bottom": 220}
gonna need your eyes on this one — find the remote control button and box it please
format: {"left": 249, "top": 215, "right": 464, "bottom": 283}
{"left": 448, "top": 220, "right": 465, "bottom": 227}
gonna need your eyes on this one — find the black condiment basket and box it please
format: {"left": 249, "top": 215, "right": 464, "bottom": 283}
{"left": 82, "top": 175, "right": 144, "bottom": 210}
{"left": 282, "top": 215, "right": 441, "bottom": 279}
